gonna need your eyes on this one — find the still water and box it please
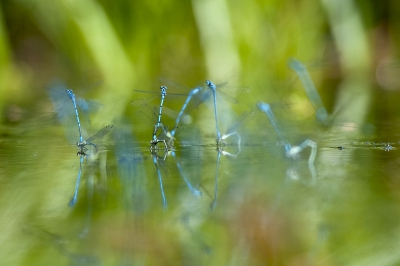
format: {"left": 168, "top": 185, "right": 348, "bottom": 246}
{"left": 1, "top": 89, "right": 400, "bottom": 266}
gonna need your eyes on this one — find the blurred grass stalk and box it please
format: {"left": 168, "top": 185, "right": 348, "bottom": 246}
{"left": 61, "top": 0, "right": 135, "bottom": 125}
{"left": 192, "top": 0, "right": 241, "bottom": 78}
{"left": 321, "top": 0, "right": 372, "bottom": 126}
{"left": 0, "top": 2, "right": 23, "bottom": 123}
{"left": 192, "top": 0, "right": 241, "bottom": 136}
{"left": 0, "top": 2, "right": 9, "bottom": 117}
{"left": 26, "top": 0, "right": 135, "bottom": 125}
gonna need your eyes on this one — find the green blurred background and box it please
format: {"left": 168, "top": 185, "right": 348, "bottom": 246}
{"left": 1, "top": 0, "right": 400, "bottom": 265}
{"left": 1, "top": 0, "right": 398, "bottom": 126}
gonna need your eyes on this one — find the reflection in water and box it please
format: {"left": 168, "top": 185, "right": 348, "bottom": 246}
{"left": 181, "top": 213, "right": 213, "bottom": 255}
{"left": 23, "top": 227, "right": 101, "bottom": 266}
{"left": 69, "top": 129, "right": 113, "bottom": 208}
{"left": 78, "top": 151, "right": 109, "bottom": 239}
{"left": 114, "top": 121, "right": 148, "bottom": 214}
{"left": 69, "top": 156, "right": 85, "bottom": 207}
{"left": 149, "top": 147, "right": 204, "bottom": 209}
{"left": 78, "top": 162, "right": 93, "bottom": 239}
{"left": 151, "top": 150, "right": 168, "bottom": 209}
{"left": 171, "top": 150, "right": 202, "bottom": 197}
{"left": 211, "top": 149, "right": 221, "bottom": 210}
{"left": 2, "top": 76, "right": 400, "bottom": 265}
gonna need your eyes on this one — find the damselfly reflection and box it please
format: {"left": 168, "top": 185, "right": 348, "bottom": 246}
{"left": 148, "top": 143, "right": 204, "bottom": 208}
{"left": 161, "top": 111, "right": 251, "bottom": 208}
{"left": 257, "top": 102, "right": 317, "bottom": 178}
{"left": 151, "top": 150, "right": 167, "bottom": 209}
{"left": 69, "top": 156, "right": 85, "bottom": 207}
{"left": 211, "top": 149, "right": 222, "bottom": 210}
{"left": 114, "top": 121, "right": 149, "bottom": 214}
{"left": 171, "top": 150, "right": 202, "bottom": 197}
{"left": 64, "top": 89, "right": 114, "bottom": 207}
{"left": 78, "top": 166, "right": 94, "bottom": 239}
{"left": 69, "top": 125, "right": 114, "bottom": 207}
{"left": 74, "top": 148, "right": 108, "bottom": 237}
{"left": 23, "top": 227, "right": 101, "bottom": 266}
{"left": 307, "top": 224, "right": 331, "bottom": 265}
{"left": 181, "top": 214, "right": 213, "bottom": 255}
